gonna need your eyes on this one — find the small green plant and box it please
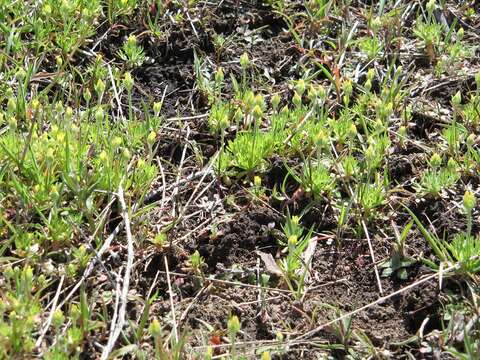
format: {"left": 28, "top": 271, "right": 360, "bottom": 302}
{"left": 380, "top": 221, "right": 415, "bottom": 280}
{"left": 227, "top": 315, "right": 241, "bottom": 359}
{"left": 118, "top": 35, "right": 145, "bottom": 68}
{"left": 415, "top": 154, "right": 460, "bottom": 197}
{"left": 277, "top": 214, "right": 316, "bottom": 299}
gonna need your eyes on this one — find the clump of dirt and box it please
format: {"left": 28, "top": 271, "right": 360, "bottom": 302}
{"left": 198, "top": 207, "right": 283, "bottom": 269}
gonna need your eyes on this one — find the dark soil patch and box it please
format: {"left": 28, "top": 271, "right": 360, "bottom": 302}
{"left": 198, "top": 206, "right": 282, "bottom": 269}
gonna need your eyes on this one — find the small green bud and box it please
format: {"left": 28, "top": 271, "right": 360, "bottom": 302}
{"left": 95, "top": 107, "right": 104, "bottom": 122}
{"left": 127, "top": 34, "right": 137, "bottom": 45}
{"left": 234, "top": 108, "right": 243, "bottom": 123}
{"left": 227, "top": 315, "right": 240, "bottom": 338}
{"left": 367, "top": 68, "right": 375, "bottom": 81}
{"left": 83, "top": 88, "right": 92, "bottom": 102}
{"left": 292, "top": 91, "right": 302, "bottom": 108}
{"left": 447, "top": 157, "right": 457, "bottom": 169}
{"left": 457, "top": 27, "right": 464, "bottom": 41}
{"left": 253, "top": 175, "right": 262, "bottom": 187}
{"left": 56, "top": 55, "right": 63, "bottom": 68}
{"left": 317, "top": 85, "right": 326, "bottom": 100}
{"left": 240, "top": 52, "right": 250, "bottom": 69}
{"left": 307, "top": 85, "right": 317, "bottom": 102}
{"left": 7, "top": 97, "right": 16, "bottom": 114}
{"left": 122, "top": 148, "right": 131, "bottom": 160}
{"left": 288, "top": 235, "right": 298, "bottom": 246}
{"left": 429, "top": 153, "right": 442, "bottom": 168}
{"left": 252, "top": 105, "right": 263, "bottom": 119}
{"left": 52, "top": 309, "right": 65, "bottom": 328}
{"left": 94, "top": 79, "right": 106, "bottom": 97}
{"left": 149, "top": 318, "right": 162, "bottom": 337}
{"left": 147, "top": 130, "right": 156, "bottom": 144}
{"left": 215, "top": 67, "right": 224, "bottom": 84}
{"left": 365, "top": 79, "right": 372, "bottom": 92}
{"left": 261, "top": 351, "right": 271, "bottom": 360}
{"left": 15, "top": 68, "right": 26, "bottom": 81}
{"left": 348, "top": 123, "right": 357, "bottom": 138}
{"left": 99, "top": 150, "right": 108, "bottom": 162}
{"left": 426, "top": 0, "right": 436, "bottom": 14}
{"left": 254, "top": 93, "right": 265, "bottom": 109}
{"left": 399, "top": 125, "right": 407, "bottom": 138}
{"left": 467, "top": 133, "right": 476, "bottom": 147}
{"left": 7, "top": 116, "right": 17, "bottom": 130}
{"left": 112, "top": 136, "right": 122, "bottom": 147}
{"left": 244, "top": 91, "right": 255, "bottom": 110}
{"left": 371, "top": 17, "right": 382, "bottom": 32}
{"left": 463, "top": 190, "right": 476, "bottom": 211}
{"left": 153, "top": 101, "right": 162, "bottom": 116}
{"left": 295, "top": 79, "right": 306, "bottom": 96}
{"left": 271, "top": 93, "right": 281, "bottom": 110}
{"left": 124, "top": 72, "right": 134, "bottom": 92}
{"left": 452, "top": 91, "right": 461, "bottom": 107}
{"left": 343, "top": 79, "right": 353, "bottom": 98}
{"left": 65, "top": 106, "right": 73, "bottom": 120}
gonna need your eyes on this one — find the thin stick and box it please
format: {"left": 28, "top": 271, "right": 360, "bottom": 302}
{"left": 164, "top": 255, "right": 178, "bottom": 343}
{"left": 362, "top": 219, "right": 383, "bottom": 294}
{"left": 101, "top": 185, "right": 134, "bottom": 360}
{"left": 35, "top": 275, "right": 65, "bottom": 349}
{"left": 107, "top": 63, "right": 125, "bottom": 122}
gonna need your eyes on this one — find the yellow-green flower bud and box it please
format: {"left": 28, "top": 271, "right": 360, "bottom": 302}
{"left": 295, "top": 79, "right": 306, "bottom": 96}
{"left": 367, "top": 68, "right": 375, "bottom": 81}
{"left": 365, "top": 79, "right": 372, "bottom": 92}
{"left": 52, "top": 309, "right": 65, "bottom": 328}
{"left": 7, "top": 116, "right": 17, "bottom": 129}
{"left": 452, "top": 91, "right": 461, "bottom": 107}
{"left": 112, "top": 136, "right": 122, "bottom": 147}
{"left": 99, "top": 150, "right": 108, "bottom": 162}
{"left": 271, "top": 93, "right": 281, "bottom": 110}
{"left": 15, "top": 68, "right": 26, "bottom": 81}
{"left": 252, "top": 104, "right": 263, "bottom": 119}
{"left": 215, "top": 67, "right": 224, "bottom": 84}
{"left": 426, "top": 0, "right": 436, "bottom": 14}
{"left": 261, "top": 351, "right": 271, "bottom": 360}
{"left": 122, "top": 148, "right": 131, "bottom": 160}
{"left": 124, "top": 72, "right": 134, "bottom": 92}
{"left": 149, "top": 318, "right": 162, "bottom": 337}
{"left": 56, "top": 55, "right": 63, "bottom": 68}
{"left": 95, "top": 107, "right": 104, "bottom": 122}
{"left": 83, "top": 88, "right": 92, "bottom": 102}
{"left": 65, "top": 106, "right": 73, "bottom": 120}
{"left": 95, "top": 79, "right": 106, "bottom": 97}
{"left": 227, "top": 315, "right": 240, "bottom": 338}
{"left": 240, "top": 52, "right": 250, "bottom": 69}
{"left": 343, "top": 79, "right": 353, "bottom": 98}
{"left": 317, "top": 85, "right": 326, "bottom": 100}
{"left": 7, "top": 97, "right": 16, "bottom": 114}
{"left": 463, "top": 190, "right": 476, "bottom": 211}
{"left": 348, "top": 123, "right": 357, "bottom": 138}
{"left": 429, "top": 153, "right": 442, "bottom": 168}
{"left": 467, "top": 133, "right": 476, "bottom": 147}
{"left": 153, "top": 101, "right": 162, "bottom": 116}
{"left": 293, "top": 91, "right": 302, "bottom": 108}
{"left": 147, "top": 130, "right": 156, "bottom": 144}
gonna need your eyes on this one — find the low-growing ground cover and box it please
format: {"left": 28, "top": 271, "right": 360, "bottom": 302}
{"left": 0, "top": 0, "right": 479, "bottom": 358}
